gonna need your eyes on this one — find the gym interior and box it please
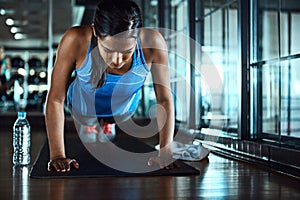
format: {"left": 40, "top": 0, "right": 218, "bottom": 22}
{"left": 1, "top": 0, "right": 300, "bottom": 199}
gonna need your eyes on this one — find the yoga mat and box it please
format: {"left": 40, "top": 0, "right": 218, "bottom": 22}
{"left": 30, "top": 135, "right": 200, "bottom": 178}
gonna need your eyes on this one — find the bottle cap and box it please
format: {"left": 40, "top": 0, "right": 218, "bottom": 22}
{"left": 18, "top": 112, "right": 26, "bottom": 118}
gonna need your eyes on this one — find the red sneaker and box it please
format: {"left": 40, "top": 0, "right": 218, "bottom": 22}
{"left": 84, "top": 125, "right": 98, "bottom": 134}
{"left": 100, "top": 122, "right": 116, "bottom": 141}
{"left": 102, "top": 122, "right": 113, "bottom": 134}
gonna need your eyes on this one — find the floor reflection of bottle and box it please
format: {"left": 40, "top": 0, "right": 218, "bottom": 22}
{"left": 12, "top": 165, "right": 29, "bottom": 200}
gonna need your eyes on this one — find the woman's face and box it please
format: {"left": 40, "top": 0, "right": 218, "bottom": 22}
{"left": 97, "top": 36, "right": 136, "bottom": 69}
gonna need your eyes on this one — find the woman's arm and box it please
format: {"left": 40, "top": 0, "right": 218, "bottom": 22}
{"left": 45, "top": 27, "right": 85, "bottom": 172}
{"left": 143, "top": 29, "right": 176, "bottom": 169}
{"left": 151, "top": 36, "right": 174, "bottom": 150}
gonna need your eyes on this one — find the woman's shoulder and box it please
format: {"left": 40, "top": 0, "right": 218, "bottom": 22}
{"left": 139, "top": 28, "right": 167, "bottom": 50}
{"left": 139, "top": 28, "right": 168, "bottom": 63}
{"left": 60, "top": 25, "right": 92, "bottom": 48}
{"left": 56, "top": 26, "right": 93, "bottom": 67}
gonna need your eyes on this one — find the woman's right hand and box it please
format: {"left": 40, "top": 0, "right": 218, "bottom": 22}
{"left": 47, "top": 157, "right": 79, "bottom": 172}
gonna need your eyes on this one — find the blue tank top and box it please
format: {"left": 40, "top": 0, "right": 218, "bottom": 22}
{"left": 68, "top": 38, "right": 150, "bottom": 117}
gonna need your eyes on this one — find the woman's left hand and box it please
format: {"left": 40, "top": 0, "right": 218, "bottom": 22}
{"left": 148, "top": 145, "right": 180, "bottom": 169}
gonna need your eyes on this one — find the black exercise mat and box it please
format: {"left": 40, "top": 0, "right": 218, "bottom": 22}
{"left": 30, "top": 135, "right": 200, "bottom": 178}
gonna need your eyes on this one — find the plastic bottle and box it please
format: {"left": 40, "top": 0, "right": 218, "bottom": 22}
{"left": 13, "top": 112, "right": 31, "bottom": 166}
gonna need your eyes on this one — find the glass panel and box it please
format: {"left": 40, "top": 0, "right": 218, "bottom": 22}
{"left": 253, "top": 0, "right": 300, "bottom": 140}
{"left": 140, "top": 0, "right": 158, "bottom": 27}
{"left": 280, "top": 59, "right": 300, "bottom": 138}
{"left": 261, "top": 10, "right": 279, "bottom": 60}
{"left": 204, "top": 10, "right": 222, "bottom": 47}
{"left": 138, "top": 0, "right": 190, "bottom": 121}
{"left": 201, "top": 6, "right": 238, "bottom": 133}
{"left": 171, "top": 0, "right": 189, "bottom": 122}
{"left": 291, "top": 13, "right": 300, "bottom": 55}
{"left": 262, "top": 62, "right": 280, "bottom": 135}
{"left": 202, "top": 0, "right": 237, "bottom": 16}
{"left": 261, "top": 59, "right": 300, "bottom": 138}
{"left": 257, "top": 0, "right": 300, "bottom": 59}
{"left": 250, "top": 66, "right": 259, "bottom": 137}
{"left": 280, "top": 12, "right": 289, "bottom": 57}
{"left": 281, "top": 0, "right": 300, "bottom": 55}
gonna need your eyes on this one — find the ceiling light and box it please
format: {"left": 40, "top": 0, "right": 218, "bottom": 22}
{"left": 150, "top": 0, "right": 158, "bottom": 6}
{"left": 1, "top": 9, "right": 15, "bottom": 15}
{"left": 14, "top": 33, "right": 25, "bottom": 40}
{"left": 10, "top": 27, "right": 19, "bottom": 34}
{"left": 0, "top": 9, "right": 6, "bottom": 15}
{"left": 6, "top": 18, "right": 14, "bottom": 26}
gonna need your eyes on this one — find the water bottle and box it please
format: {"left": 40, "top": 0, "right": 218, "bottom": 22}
{"left": 13, "top": 112, "right": 31, "bottom": 166}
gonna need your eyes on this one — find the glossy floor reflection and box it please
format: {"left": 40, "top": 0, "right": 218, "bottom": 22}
{"left": 1, "top": 128, "right": 300, "bottom": 199}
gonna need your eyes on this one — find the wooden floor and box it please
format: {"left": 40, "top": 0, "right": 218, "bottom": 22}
{"left": 1, "top": 126, "right": 300, "bottom": 200}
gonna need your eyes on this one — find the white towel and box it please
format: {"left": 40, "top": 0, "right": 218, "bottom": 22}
{"left": 155, "top": 141, "right": 210, "bottom": 161}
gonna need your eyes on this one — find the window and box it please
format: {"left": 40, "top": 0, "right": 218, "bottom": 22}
{"left": 197, "top": 0, "right": 239, "bottom": 134}
{"left": 251, "top": 0, "right": 300, "bottom": 144}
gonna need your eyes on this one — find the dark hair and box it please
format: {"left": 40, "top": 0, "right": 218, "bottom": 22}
{"left": 89, "top": 0, "right": 143, "bottom": 90}
{"left": 93, "top": 0, "right": 143, "bottom": 39}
